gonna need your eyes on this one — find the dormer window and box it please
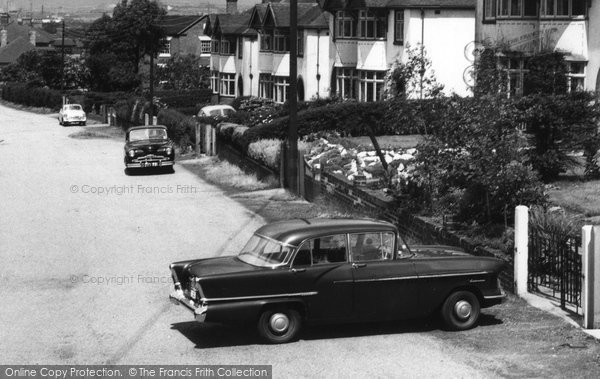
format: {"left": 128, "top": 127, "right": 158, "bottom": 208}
{"left": 273, "top": 29, "right": 288, "bottom": 53}
{"left": 260, "top": 30, "right": 273, "bottom": 52}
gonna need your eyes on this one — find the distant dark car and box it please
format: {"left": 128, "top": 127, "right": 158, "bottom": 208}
{"left": 169, "top": 218, "right": 506, "bottom": 343}
{"left": 124, "top": 125, "right": 175, "bottom": 171}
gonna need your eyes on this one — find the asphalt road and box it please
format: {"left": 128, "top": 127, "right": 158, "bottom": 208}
{"left": 0, "top": 104, "right": 494, "bottom": 377}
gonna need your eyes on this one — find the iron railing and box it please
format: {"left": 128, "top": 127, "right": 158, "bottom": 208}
{"left": 528, "top": 229, "right": 582, "bottom": 312}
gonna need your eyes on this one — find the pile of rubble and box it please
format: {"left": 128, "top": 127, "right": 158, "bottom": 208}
{"left": 305, "top": 138, "right": 417, "bottom": 185}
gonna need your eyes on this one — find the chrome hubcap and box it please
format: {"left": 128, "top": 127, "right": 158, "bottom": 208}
{"left": 269, "top": 313, "right": 290, "bottom": 333}
{"left": 454, "top": 300, "right": 472, "bottom": 320}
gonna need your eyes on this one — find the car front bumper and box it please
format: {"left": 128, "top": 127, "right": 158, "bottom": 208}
{"left": 482, "top": 290, "right": 507, "bottom": 307}
{"left": 169, "top": 289, "right": 208, "bottom": 322}
{"left": 126, "top": 160, "right": 174, "bottom": 168}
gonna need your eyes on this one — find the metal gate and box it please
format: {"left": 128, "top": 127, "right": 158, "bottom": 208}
{"left": 528, "top": 229, "right": 582, "bottom": 312}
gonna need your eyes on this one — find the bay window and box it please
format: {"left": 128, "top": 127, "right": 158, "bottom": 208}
{"left": 259, "top": 74, "right": 273, "bottom": 99}
{"left": 273, "top": 76, "right": 289, "bottom": 103}
{"left": 358, "top": 70, "right": 385, "bottom": 102}
{"left": 220, "top": 73, "right": 235, "bottom": 96}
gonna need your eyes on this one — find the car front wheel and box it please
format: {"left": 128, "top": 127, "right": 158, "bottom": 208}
{"left": 441, "top": 290, "right": 480, "bottom": 331}
{"left": 257, "top": 307, "right": 301, "bottom": 344}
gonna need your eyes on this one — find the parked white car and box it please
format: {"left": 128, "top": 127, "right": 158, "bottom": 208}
{"left": 59, "top": 104, "right": 87, "bottom": 126}
{"left": 197, "top": 105, "right": 236, "bottom": 118}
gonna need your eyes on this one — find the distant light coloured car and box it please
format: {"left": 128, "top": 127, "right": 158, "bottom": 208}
{"left": 58, "top": 104, "right": 87, "bottom": 126}
{"left": 197, "top": 104, "right": 236, "bottom": 118}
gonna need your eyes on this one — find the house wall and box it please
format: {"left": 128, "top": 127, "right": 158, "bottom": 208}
{"left": 405, "top": 9, "right": 475, "bottom": 97}
{"left": 587, "top": 2, "right": 600, "bottom": 91}
{"left": 302, "top": 30, "right": 331, "bottom": 99}
{"left": 329, "top": 8, "right": 475, "bottom": 98}
{"left": 170, "top": 21, "right": 208, "bottom": 57}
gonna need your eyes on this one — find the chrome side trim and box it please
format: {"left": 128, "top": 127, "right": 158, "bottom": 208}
{"left": 418, "top": 271, "right": 490, "bottom": 279}
{"left": 353, "top": 276, "right": 420, "bottom": 283}
{"left": 335, "top": 271, "right": 490, "bottom": 284}
{"left": 483, "top": 292, "right": 507, "bottom": 300}
{"left": 201, "top": 291, "right": 318, "bottom": 303}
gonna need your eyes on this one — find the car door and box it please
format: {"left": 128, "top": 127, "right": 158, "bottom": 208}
{"left": 350, "top": 232, "right": 420, "bottom": 322}
{"left": 289, "top": 234, "right": 354, "bottom": 323}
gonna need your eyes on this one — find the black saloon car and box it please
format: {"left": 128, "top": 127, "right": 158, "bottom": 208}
{"left": 124, "top": 125, "right": 175, "bottom": 171}
{"left": 169, "top": 218, "right": 506, "bottom": 343}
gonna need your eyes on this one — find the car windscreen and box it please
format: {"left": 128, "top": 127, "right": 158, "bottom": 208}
{"left": 223, "top": 108, "right": 235, "bottom": 116}
{"left": 128, "top": 128, "right": 167, "bottom": 142}
{"left": 237, "top": 234, "right": 293, "bottom": 267}
{"left": 66, "top": 105, "right": 82, "bottom": 111}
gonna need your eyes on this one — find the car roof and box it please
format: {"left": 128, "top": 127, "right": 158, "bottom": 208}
{"left": 255, "top": 218, "right": 397, "bottom": 247}
{"left": 200, "top": 105, "right": 235, "bottom": 111}
{"left": 126, "top": 125, "right": 168, "bottom": 133}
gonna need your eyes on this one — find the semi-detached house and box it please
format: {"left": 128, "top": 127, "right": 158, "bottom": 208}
{"left": 321, "top": 0, "right": 476, "bottom": 99}
{"left": 476, "top": 0, "right": 600, "bottom": 95}
{"left": 209, "top": 0, "right": 477, "bottom": 101}
{"left": 206, "top": 0, "right": 330, "bottom": 103}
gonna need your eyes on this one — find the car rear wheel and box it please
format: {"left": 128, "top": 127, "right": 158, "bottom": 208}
{"left": 441, "top": 291, "right": 480, "bottom": 331}
{"left": 257, "top": 307, "right": 301, "bottom": 344}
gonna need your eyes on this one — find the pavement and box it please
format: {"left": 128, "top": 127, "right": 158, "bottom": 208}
{"left": 521, "top": 292, "right": 600, "bottom": 339}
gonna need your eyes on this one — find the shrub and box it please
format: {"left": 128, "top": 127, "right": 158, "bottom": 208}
{"left": 1, "top": 82, "right": 62, "bottom": 109}
{"left": 157, "top": 108, "right": 196, "bottom": 149}
{"left": 248, "top": 139, "right": 282, "bottom": 170}
{"left": 516, "top": 92, "right": 600, "bottom": 182}
{"left": 409, "top": 95, "right": 547, "bottom": 224}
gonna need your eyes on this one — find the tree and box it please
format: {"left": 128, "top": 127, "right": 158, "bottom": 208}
{"left": 155, "top": 55, "right": 210, "bottom": 90}
{"left": 384, "top": 44, "right": 444, "bottom": 100}
{"left": 84, "top": 0, "right": 166, "bottom": 91}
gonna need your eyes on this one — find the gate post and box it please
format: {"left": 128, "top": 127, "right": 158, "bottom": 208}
{"left": 514, "top": 205, "right": 529, "bottom": 297}
{"left": 583, "top": 225, "right": 600, "bottom": 329}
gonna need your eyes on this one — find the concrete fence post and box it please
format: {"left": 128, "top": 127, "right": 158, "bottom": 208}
{"left": 583, "top": 225, "right": 600, "bottom": 329}
{"left": 514, "top": 205, "right": 529, "bottom": 297}
{"left": 195, "top": 123, "right": 201, "bottom": 157}
{"left": 152, "top": 116, "right": 157, "bottom": 126}
{"left": 144, "top": 113, "right": 149, "bottom": 126}
{"left": 204, "top": 125, "right": 211, "bottom": 155}
{"left": 211, "top": 126, "right": 217, "bottom": 155}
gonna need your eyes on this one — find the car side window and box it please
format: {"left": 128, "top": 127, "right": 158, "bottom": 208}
{"left": 350, "top": 232, "right": 395, "bottom": 262}
{"left": 292, "top": 235, "right": 348, "bottom": 266}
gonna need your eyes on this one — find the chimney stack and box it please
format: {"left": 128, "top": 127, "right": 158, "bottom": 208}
{"left": 1, "top": 29, "right": 7, "bottom": 48}
{"left": 226, "top": 0, "right": 238, "bottom": 14}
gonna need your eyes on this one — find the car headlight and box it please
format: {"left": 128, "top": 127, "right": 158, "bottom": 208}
{"left": 128, "top": 150, "right": 136, "bottom": 158}
{"left": 159, "top": 147, "right": 173, "bottom": 155}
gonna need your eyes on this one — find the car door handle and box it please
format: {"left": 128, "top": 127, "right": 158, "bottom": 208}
{"left": 352, "top": 263, "right": 366, "bottom": 269}
{"left": 291, "top": 268, "right": 306, "bottom": 273}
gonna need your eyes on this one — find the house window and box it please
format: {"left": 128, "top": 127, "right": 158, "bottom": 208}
{"left": 220, "top": 73, "right": 236, "bottom": 96}
{"left": 201, "top": 40, "right": 211, "bottom": 54}
{"left": 159, "top": 39, "right": 171, "bottom": 56}
{"left": 273, "top": 76, "right": 289, "bottom": 103}
{"left": 238, "top": 37, "right": 243, "bottom": 59}
{"left": 210, "top": 71, "right": 219, "bottom": 94}
{"left": 260, "top": 31, "right": 272, "bottom": 51}
{"left": 500, "top": 57, "right": 527, "bottom": 97}
{"left": 297, "top": 31, "right": 304, "bottom": 57}
{"left": 336, "top": 11, "right": 355, "bottom": 38}
{"left": 335, "top": 68, "right": 357, "bottom": 99}
{"left": 567, "top": 61, "right": 585, "bottom": 92}
{"left": 497, "top": 0, "right": 537, "bottom": 17}
{"left": 394, "top": 10, "right": 404, "bottom": 44}
{"left": 358, "top": 10, "right": 386, "bottom": 39}
{"left": 274, "top": 30, "right": 288, "bottom": 53}
{"left": 220, "top": 37, "right": 235, "bottom": 55}
{"left": 542, "top": 0, "right": 586, "bottom": 17}
{"left": 211, "top": 39, "right": 220, "bottom": 54}
{"left": 259, "top": 73, "right": 273, "bottom": 99}
{"left": 484, "top": 0, "right": 497, "bottom": 20}
{"left": 358, "top": 70, "right": 385, "bottom": 102}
